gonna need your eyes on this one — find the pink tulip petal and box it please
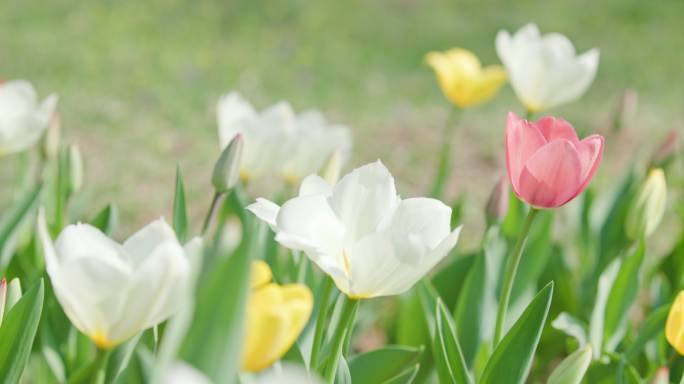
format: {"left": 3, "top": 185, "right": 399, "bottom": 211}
{"left": 572, "top": 134, "right": 604, "bottom": 199}
{"left": 536, "top": 117, "right": 579, "bottom": 144}
{"left": 517, "top": 140, "right": 582, "bottom": 208}
{"left": 505, "top": 112, "right": 547, "bottom": 193}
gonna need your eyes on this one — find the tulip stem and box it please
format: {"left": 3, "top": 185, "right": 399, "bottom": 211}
{"left": 310, "top": 277, "right": 334, "bottom": 371}
{"left": 525, "top": 109, "right": 534, "bottom": 120}
{"left": 201, "top": 191, "right": 224, "bottom": 236}
{"left": 493, "top": 207, "right": 539, "bottom": 347}
{"left": 323, "top": 297, "right": 359, "bottom": 383}
{"left": 430, "top": 109, "right": 460, "bottom": 199}
{"left": 68, "top": 347, "right": 111, "bottom": 384}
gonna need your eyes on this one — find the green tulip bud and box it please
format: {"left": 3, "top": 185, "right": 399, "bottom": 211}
{"left": 547, "top": 345, "right": 592, "bottom": 384}
{"left": 212, "top": 134, "right": 243, "bottom": 193}
{"left": 68, "top": 144, "right": 84, "bottom": 194}
{"left": 1, "top": 278, "right": 22, "bottom": 324}
{"left": 625, "top": 168, "right": 667, "bottom": 240}
{"left": 41, "top": 112, "right": 61, "bottom": 160}
{"left": 321, "top": 150, "right": 342, "bottom": 185}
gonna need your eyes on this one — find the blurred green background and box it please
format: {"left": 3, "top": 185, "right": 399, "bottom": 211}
{"left": 1, "top": 0, "right": 682, "bottom": 239}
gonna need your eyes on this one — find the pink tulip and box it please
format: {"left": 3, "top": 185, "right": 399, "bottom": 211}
{"left": 505, "top": 112, "right": 604, "bottom": 208}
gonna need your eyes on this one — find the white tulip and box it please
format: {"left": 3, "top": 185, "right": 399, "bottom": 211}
{"left": 247, "top": 161, "right": 461, "bottom": 299}
{"left": 37, "top": 209, "right": 191, "bottom": 349}
{"left": 496, "top": 23, "right": 599, "bottom": 112}
{"left": 216, "top": 92, "right": 351, "bottom": 184}
{"left": 163, "top": 362, "right": 213, "bottom": 384}
{"left": 0, "top": 80, "right": 57, "bottom": 155}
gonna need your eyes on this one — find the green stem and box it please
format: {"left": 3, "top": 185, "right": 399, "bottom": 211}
{"left": 68, "top": 348, "right": 111, "bottom": 384}
{"left": 525, "top": 109, "right": 535, "bottom": 120}
{"left": 310, "top": 278, "right": 334, "bottom": 371}
{"left": 430, "top": 109, "right": 460, "bottom": 199}
{"left": 493, "top": 207, "right": 539, "bottom": 347}
{"left": 201, "top": 191, "right": 224, "bottom": 236}
{"left": 323, "top": 297, "right": 360, "bottom": 383}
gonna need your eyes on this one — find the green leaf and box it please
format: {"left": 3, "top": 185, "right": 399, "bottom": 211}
{"left": 180, "top": 221, "right": 255, "bottom": 383}
{"left": 382, "top": 364, "right": 419, "bottom": 384}
{"left": 552, "top": 312, "right": 588, "bottom": 347}
{"left": 432, "top": 252, "right": 475, "bottom": 310}
{"left": 89, "top": 203, "right": 118, "bottom": 235}
{"left": 589, "top": 259, "right": 621, "bottom": 358}
{"left": 0, "top": 183, "right": 42, "bottom": 272}
{"left": 335, "top": 355, "right": 352, "bottom": 384}
{"left": 597, "top": 169, "right": 636, "bottom": 277}
{"left": 454, "top": 226, "right": 504, "bottom": 366}
{"left": 434, "top": 300, "right": 472, "bottom": 383}
{"left": 173, "top": 166, "right": 189, "bottom": 243}
{"left": 625, "top": 305, "right": 668, "bottom": 361}
{"left": 547, "top": 346, "right": 592, "bottom": 384}
{"left": 511, "top": 210, "right": 554, "bottom": 304}
{"left": 0, "top": 279, "right": 45, "bottom": 384}
{"left": 480, "top": 281, "right": 554, "bottom": 384}
{"left": 348, "top": 345, "right": 423, "bottom": 384}
{"left": 604, "top": 241, "right": 645, "bottom": 352}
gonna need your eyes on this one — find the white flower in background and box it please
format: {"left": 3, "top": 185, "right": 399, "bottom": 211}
{"left": 496, "top": 23, "right": 599, "bottom": 112}
{"left": 37, "top": 209, "right": 191, "bottom": 349}
{"left": 279, "top": 110, "right": 351, "bottom": 184}
{"left": 0, "top": 80, "right": 57, "bottom": 155}
{"left": 216, "top": 92, "right": 351, "bottom": 184}
{"left": 248, "top": 161, "right": 461, "bottom": 299}
{"left": 164, "top": 362, "right": 213, "bottom": 384}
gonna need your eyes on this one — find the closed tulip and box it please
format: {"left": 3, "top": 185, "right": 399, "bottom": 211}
{"left": 426, "top": 48, "right": 507, "bottom": 108}
{"left": 37, "top": 209, "right": 191, "bottom": 349}
{"left": 625, "top": 168, "right": 667, "bottom": 240}
{"left": 247, "top": 161, "right": 462, "bottom": 299}
{"left": 242, "top": 260, "right": 313, "bottom": 372}
{"left": 217, "top": 92, "right": 350, "bottom": 184}
{"left": 0, "top": 80, "right": 57, "bottom": 155}
{"left": 667, "top": 291, "right": 684, "bottom": 354}
{"left": 496, "top": 23, "right": 599, "bottom": 112}
{"left": 505, "top": 112, "right": 604, "bottom": 208}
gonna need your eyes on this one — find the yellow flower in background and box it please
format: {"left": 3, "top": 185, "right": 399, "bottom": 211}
{"left": 242, "top": 260, "right": 313, "bottom": 372}
{"left": 426, "top": 48, "right": 507, "bottom": 108}
{"left": 666, "top": 291, "right": 684, "bottom": 354}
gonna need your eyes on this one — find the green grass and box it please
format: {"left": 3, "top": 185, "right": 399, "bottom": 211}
{"left": 1, "top": 0, "right": 682, "bottom": 237}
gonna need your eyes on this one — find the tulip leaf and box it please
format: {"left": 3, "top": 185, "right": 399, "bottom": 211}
{"left": 479, "top": 281, "right": 554, "bottom": 384}
{"left": 511, "top": 210, "right": 554, "bottom": 305}
{"left": 603, "top": 240, "right": 645, "bottom": 352}
{"left": 173, "top": 166, "right": 188, "bottom": 243}
{"left": 381, "top": 364, "right": 419, "bottom": 384}
{"left": 597, "top": 168, "right": 636, "bottom": 276}
{"left": 89, "top": 203, "right": 118, "bottom": 235}
{"left": 552, "top": 312, "right": 588, "bottom": 347}
{"left": 434, "top": 300, "right": 473, "bottom": 384}
{"left": 348, "top": 345, "right": 423, "bottom": 384}
{"left": 431, "top": 252, "right": 475, "bottom": 311}
{"left": 546, "top": 346, "right": 592, "bottom": 384}
{"left": 0, "top": 279, "right": 44, "bottom": 384}
{"left": 454, "top": 226, "right": 504, "bottom": 366}
{"left": 336, "top": 355, "right": 352, "bottom": 384}
{"left": 0, "top": 182, "right": 42, "bottom": 272}
{"left": 589, "top": 259, "right": 621, "bottom": 358}
{"left": 625, "top": 305, "right": 668, "bottom": 362}
{"left": 180, "top": 220, "right": 255, "bottom": 383}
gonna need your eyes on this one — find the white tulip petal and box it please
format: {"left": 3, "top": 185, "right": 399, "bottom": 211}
{"left": 298, "top": 174, "right": 332, "bottom": 197}
{"left": 276, "top": 195, "right": 345, "bottom": 257}
{"left": 217, "top": 92, "right": 257, "bottom": 148}
{"left": 247, "top": 198, "right": 281, "bottom": 230}
{"left": 123, "top": 218, "right": 179, "bottom": 266}
{"left": 330, "top": 161, "right": 399, "bottom": 242}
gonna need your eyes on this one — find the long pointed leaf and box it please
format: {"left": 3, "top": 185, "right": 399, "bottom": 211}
{"left": 435, "top": 300, "right": 472, "bottom": 383}
{"left": 173, "top": 166, "right": 188, "bottom": 243}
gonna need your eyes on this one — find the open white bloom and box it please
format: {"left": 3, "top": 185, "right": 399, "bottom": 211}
{"left": 217, "top": 92, "right": 351, "bottom": 184}
{"left": 247, "top": 161, "right": 461, "bottom": 299}
{"left": 37, "top": 209, "right": 191, "bottom": 349}
{"left": 0, "top": 80, "right": 57, "bottom": 155}
{"left": 496, "top": 23, "right": 599, "bottom": 112}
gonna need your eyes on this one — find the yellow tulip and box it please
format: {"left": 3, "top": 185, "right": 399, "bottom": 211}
{"left": 242, "top": 260, "right": 313, "bottom": 372}
{"left": 426, "top": 48, "right": 506, "bottom": 108}
{"left": 666, "top": 291, "right": 684, "bottom": 354}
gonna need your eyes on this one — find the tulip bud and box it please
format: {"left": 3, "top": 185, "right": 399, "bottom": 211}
{"left": 667, "top": 291, "right": 684, "bottom": 355}
{"left": 68, "top": 144, "right": 83, "bottom": 194}
{"left": 212, "top": 134, "right": 243, "bottom": 193}
{"left": 649, "top": 131, "right": 680, "bottom": 169}
{"left": 3, "top": 278, "right": 22, "bottom": 322}
{"left": 611, "top": 89, "right": 638, "bottom": 133}
{"left": 41, "top": 112, "right": 61, "bottom": 160}
{"left": 321, "top": 149, "right": 342, "bottom": 185}
{"left": 485, "top": 176, "right": 509, "bottom": 223}
{"left": 625, "top": 168, "right": 667, "bottom": 240}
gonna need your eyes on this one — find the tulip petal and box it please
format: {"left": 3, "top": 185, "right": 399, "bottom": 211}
{"left": 518, "top": 140, "right": 583, "bottom": 208}
{"left": 217, "top": 92, "right": 257, "bottom": 149}
{"left": 247, "top": 198, "right": 281, "bottom": 230}
{"left": 329, "top": 160, "right": 399, "bottom": 242}
{"left": 298, "top": 174, "right": 332, "bottom": 197}
{"left": 574, "top": 134, "right": 604, "bottom": 196}
{"left": 345, "top": 232, "right": 401, "bottom": 298}
{"left": 123, "top": 218, "right": 180, "bottom": 265}
{"left": 251, "top": 260, "right": 273, "bottom": 289}
{"left": 667, "top": 292, "right": 684, "bottom": 355}
{"left": 535, "top": 117, "right": 579, "bottom": 143}
{"left": 505, "top": 112, "right": 547, "bottom": 192}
